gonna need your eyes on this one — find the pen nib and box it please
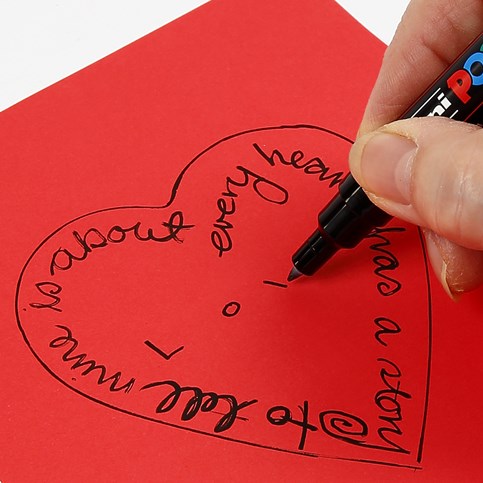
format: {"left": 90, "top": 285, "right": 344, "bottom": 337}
{"left": 287, "top": 266, "right": 302, "bottom": 282}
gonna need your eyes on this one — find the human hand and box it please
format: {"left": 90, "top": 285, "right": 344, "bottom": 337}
{"left": 348, "top": 0, "right": 483, "bottom": 298}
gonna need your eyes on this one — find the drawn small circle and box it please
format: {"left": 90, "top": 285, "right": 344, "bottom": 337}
{"left": 222, "top": 301, "right": 241, "bottom": 317}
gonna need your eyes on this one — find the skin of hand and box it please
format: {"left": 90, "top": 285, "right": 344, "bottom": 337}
{"left": 349, "top": 0, "right": 483, "bottom": 298}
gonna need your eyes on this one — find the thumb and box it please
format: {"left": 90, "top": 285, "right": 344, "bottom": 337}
{"left": 349, "top": 116, "right": 483, "bottom": 295}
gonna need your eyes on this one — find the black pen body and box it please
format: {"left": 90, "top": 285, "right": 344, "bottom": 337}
{"left": 290, "top": 33, "right": 483, "bottom": 278}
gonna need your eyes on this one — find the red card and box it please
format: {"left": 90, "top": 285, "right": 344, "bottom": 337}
{"left": 1, "top": 1, "right": 482, "bottom": 481}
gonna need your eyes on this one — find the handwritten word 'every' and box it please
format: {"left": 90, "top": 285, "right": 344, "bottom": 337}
{"left": 211, "top": 143, "right": 345, "bottom": 257}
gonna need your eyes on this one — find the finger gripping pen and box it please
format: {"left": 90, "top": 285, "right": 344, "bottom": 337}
{"left": 288, "top": 33, "right": 483, "bottom": 280}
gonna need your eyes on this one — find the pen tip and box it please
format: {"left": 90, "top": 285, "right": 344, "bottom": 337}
{"left": 287, "top": 266, "right": 302, "bottom": 282}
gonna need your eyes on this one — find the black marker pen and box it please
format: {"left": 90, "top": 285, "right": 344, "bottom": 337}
{"left": 288, "top": 33, "right": 483, "bottom": 281}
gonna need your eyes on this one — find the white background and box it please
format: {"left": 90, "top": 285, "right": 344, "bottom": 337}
{"left": 0, "top": 0, "right": 411, "bottom": 112}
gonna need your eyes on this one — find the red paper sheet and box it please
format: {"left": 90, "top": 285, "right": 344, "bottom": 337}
{"left": 1, "top": 1, "right": 482, "bottom": 481}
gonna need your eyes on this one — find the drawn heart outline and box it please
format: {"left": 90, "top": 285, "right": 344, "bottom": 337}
{"left": 15, "top": 125, "right": 432, "bottom": 467}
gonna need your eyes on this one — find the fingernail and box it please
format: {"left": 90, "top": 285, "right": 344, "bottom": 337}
{"left": 423, "top": 230, "right": 462, "bottom": 301}
{"left": 351, "top": 132, "right": 417, "bottom": 204}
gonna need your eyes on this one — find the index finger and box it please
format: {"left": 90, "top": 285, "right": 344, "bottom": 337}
{"left": 359, "top": 0, "right": 483, "bottom": 135}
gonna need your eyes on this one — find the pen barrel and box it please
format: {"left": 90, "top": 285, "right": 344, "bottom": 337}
{"left": 292, "top": 34, "right": 483, "bottom": 276}
{"left": 322, "top": 33, "right": 483, "bottom": 248}
{"left": 401, "top": 33, "right": 483, "bottom": 123}
{"left": 318, "top": 176, "right": 390, "bottom": 248}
